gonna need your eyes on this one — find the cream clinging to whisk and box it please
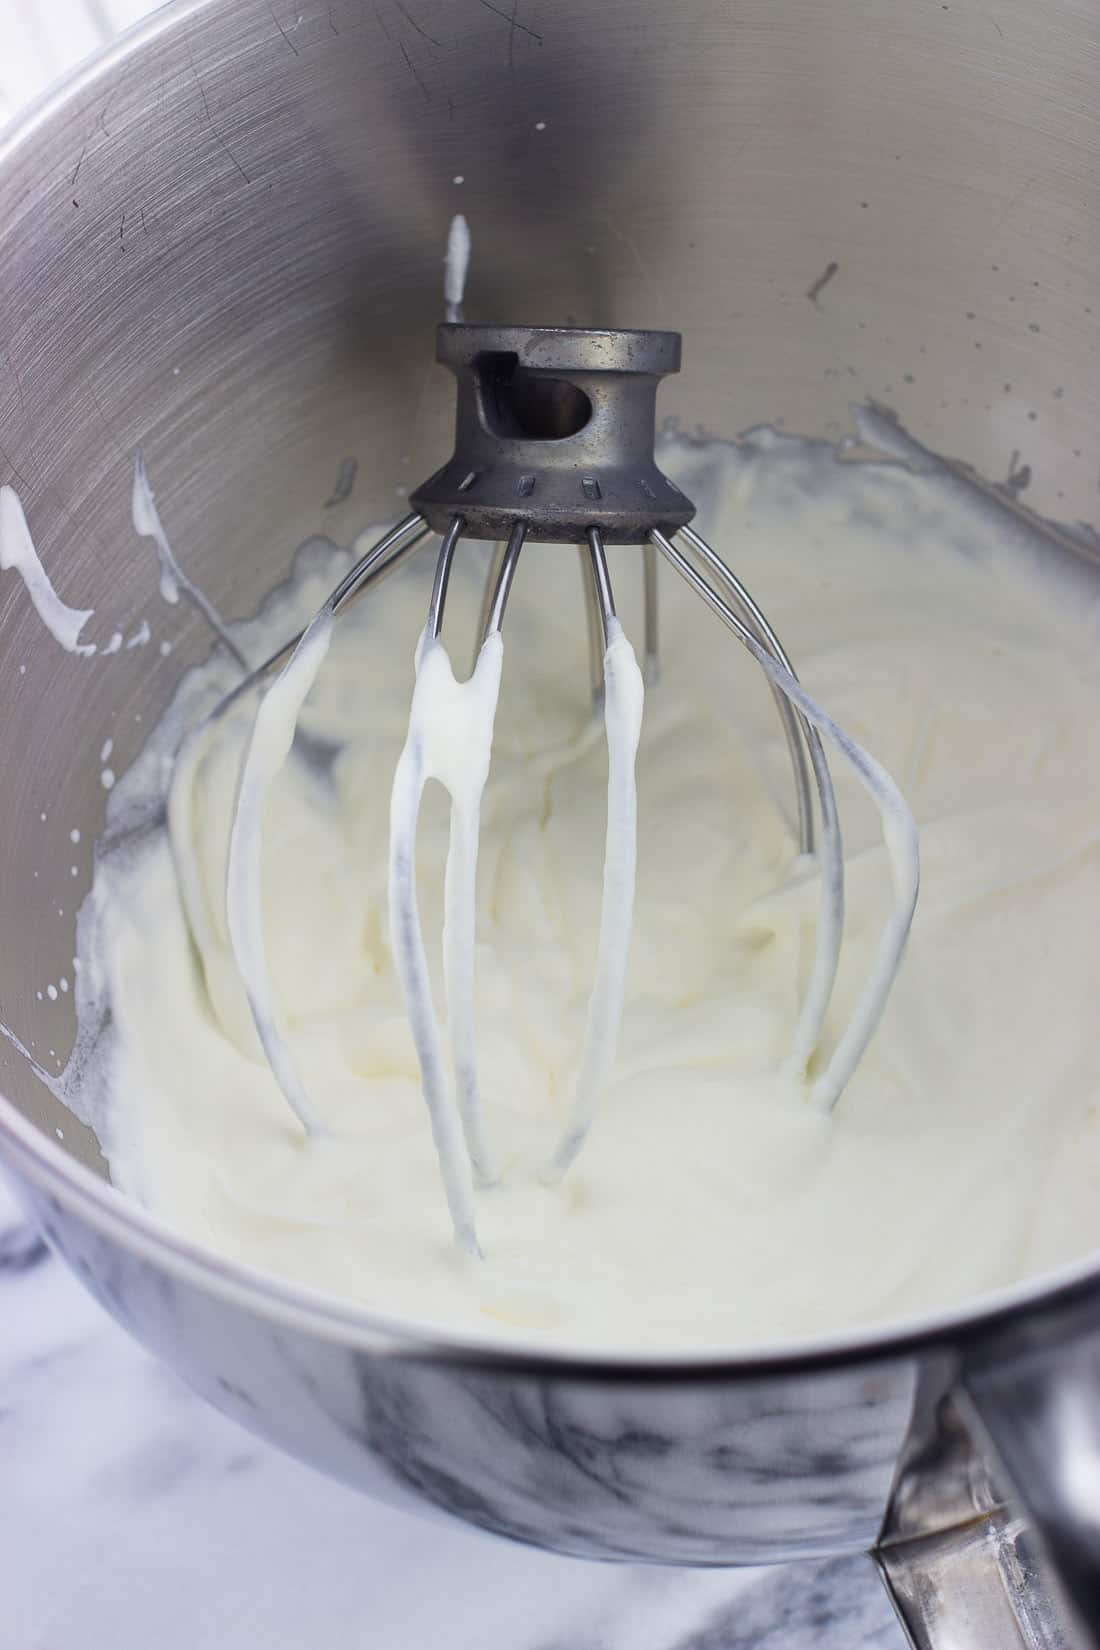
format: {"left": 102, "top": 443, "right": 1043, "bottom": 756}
{"left": 175, "top": 220, "right": 918, "bottom": 1255}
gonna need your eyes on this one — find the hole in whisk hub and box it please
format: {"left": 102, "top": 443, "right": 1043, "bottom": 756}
{"left": 478, "top": 352, "right": 593, "bottom": 441}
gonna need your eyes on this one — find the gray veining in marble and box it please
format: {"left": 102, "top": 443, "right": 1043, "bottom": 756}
{"left": 0, "top": 1171, "right": 906, "bottom": 1649}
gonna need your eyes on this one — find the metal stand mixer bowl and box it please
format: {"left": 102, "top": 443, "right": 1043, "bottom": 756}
{"left": 1, "top": 3, "right": 1098, "bottom": 1645}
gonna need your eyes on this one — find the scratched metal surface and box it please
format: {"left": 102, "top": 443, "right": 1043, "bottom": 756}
{"left": 0, "top": 0, "right": 152, "bottom": 124}
{"left": 1, "top": 0, "right": 1097, "bottom": 1152}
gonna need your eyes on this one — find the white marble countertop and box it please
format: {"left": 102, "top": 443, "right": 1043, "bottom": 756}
{"left": 0, "top": 1168, "right": 905, "bottom": 1648}
{"left": 0, "top": 7, "right": 907, "bottom": 1644}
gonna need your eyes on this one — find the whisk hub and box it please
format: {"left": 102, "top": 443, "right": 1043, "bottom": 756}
{"left": 410, "top": 324, "right": 696, "bottom": 544}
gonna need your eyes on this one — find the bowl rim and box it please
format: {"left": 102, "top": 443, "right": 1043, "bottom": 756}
{"left": 7, "top": 1085, "right": 1100, "bottom": 1378}
{"left": 4, "top": 0, "right": 1100, "bottom": 1382}
{"left": 0, "top": 0, "right": 209, "bottom": 164}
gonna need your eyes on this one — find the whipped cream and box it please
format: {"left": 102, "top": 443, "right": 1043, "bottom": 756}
{"left": 69, "top": 428, "right": 1100, "bottom": 1354}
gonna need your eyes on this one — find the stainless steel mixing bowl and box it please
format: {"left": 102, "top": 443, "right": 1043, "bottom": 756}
{"left": 1, "top": 2, "right": 1099, "bottom": 1644}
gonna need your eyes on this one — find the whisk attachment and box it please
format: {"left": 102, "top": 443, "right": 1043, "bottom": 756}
{"left": 177, "top": 315, "right": 918, "bottom": 1257}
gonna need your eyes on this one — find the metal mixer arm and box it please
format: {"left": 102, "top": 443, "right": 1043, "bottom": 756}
{"left": 879, "top": 1316, "right": 1100, "bottom": 1650}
